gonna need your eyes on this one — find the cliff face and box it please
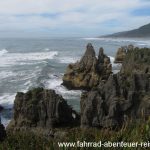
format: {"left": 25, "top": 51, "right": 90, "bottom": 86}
{"left": 7, "top": 88, "right": 79, "bottom": 131}
{"left": 62, "top": 43, "right": 112, "bottom": 90}
{"left": 81, "top": 47, "right": 150, "bottom": 128}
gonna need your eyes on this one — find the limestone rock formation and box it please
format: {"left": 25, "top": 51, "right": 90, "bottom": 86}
{"left": 62, "top": 43, "right": 112, "bottom": 90}
{"left": 114, "top": 47, "right": 126, "bottom": 63}
{"left": 121, "top": 47, "right": 150, "bottom": 75}
{"left": 7, "top": 88, "right": 80, "bottom": 131}
{"left": 114, "top": 45, "right": 134, "bottom": 63}
{"left": 81, "top": 47, "right": 150, "bottom": 128}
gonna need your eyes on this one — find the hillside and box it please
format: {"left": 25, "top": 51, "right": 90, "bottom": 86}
{"left": 102, "top": 23, "right": 150, "bottom": 38}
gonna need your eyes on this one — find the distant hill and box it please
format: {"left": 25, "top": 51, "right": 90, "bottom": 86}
{"left": 102, "top": 23, "right": 150, "bottom": 38}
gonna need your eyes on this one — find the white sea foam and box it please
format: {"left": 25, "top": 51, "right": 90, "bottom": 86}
{"left": 1, "top": 116, "right": 11, "bottom": 127}
{"left": 0, "top": 71, "right": 17, "bottom": 80}
{"left": 15, "top": 61, "right": 46, "bottom": 66}
{"left": 58, "top": 56, "right": 80, "bottom": 64}
{"left": 10, "top": 51, "right": 58, "bottom": 61}
{"left": 0, "top": 51, "right": 58, "bottom": 67}
{"left": 45, "top": 74, "right": 81, "bottom": 99}
{"left": 137, "top": 42, "right": 150, "bottom": 46}
{"left": 0, "top": 94, "right": 16, "bottom": 109}
{"left": 0, "top": 49, "right": 8, "bottom": 56}
{"left": 109, "top": 56, "right": 121, "bottom": 74}
{"left": 10, "top": 68, "right": 41, "bottom": 84}
{"left": 83, "top": 37, "right": 150, "bottom": 46}
{"left": 44, "top": 48, "right": 50, "bottom": 51}
{"left": 83, "top": 37, "right": 125, "bottom": 42}
{"left": 109, "top": 56, "right": 115, "bottom": 66}
{"left": 24, "top": 80, "right": 32, "bottom": 86}
{"left": 82, "top": 38, "right": 103, "bottom": 41}
{"left": 0, "top": 84, "right": 33, "bottom": 109}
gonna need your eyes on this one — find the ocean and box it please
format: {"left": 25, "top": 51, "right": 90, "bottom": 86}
{"left": 0, "top": 37, "right": 150, "bottom": 126}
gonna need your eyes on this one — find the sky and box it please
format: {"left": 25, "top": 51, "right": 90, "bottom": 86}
{"left": 0, "top": 0, "right": 150, "bottom": 37}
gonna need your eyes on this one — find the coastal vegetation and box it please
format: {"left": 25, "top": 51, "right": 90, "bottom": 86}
{"left": 0, "top": 119, "right": 150, "bottom": 149}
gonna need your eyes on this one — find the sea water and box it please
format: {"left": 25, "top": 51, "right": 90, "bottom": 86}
{"left": 0, "top": 37, "right": 150, "bottom": 126}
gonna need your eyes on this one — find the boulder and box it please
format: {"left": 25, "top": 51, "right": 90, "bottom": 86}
{"left": 62, "top": 43, "right": 112, "bottom": 90}
{"left": 81, "top": 47, "right": 150, "bottom": 129}
{"left": 7, "top": 88, "right": 80, "bottom": 131}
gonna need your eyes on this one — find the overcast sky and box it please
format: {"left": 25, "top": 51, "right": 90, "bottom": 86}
{"left": 0, "top": 0, "right": 150, "bottom": 37}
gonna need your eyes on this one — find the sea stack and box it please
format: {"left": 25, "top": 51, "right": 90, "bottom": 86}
{"left": 7, "top": 88, "right": 80, "bottom": 132}
{"left": 62, "top": 43, "right": 112, "bottom": 90}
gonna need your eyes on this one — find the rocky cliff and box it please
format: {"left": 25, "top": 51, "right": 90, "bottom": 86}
{"left": 62, "top": 43, "right": 112, "bottom": 90}
{"left": 81, "top": 47, "right": 150, "bottom": 128}
{"left": 7, "top": 88, "right": 80, "bottom": 132}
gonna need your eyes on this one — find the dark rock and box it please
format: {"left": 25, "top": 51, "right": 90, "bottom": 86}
{"left": 0, "top": 105, "right": 4, "bottom": 112}
{"left": 0, "top": 107, "right": 7, "bottom": 141}
{"left": 81, "top": 47, "right": 150, "bottom": 129}
{"left": 0, "top": 119, "right": 6, "bottom": 142}
{"left": 62, "top": 43, "right": 112, "bottom": 90}
{"left": 7, "top": 88, "right": 80, "bottom": 131}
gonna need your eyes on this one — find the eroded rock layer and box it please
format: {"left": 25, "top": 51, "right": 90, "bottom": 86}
{"left": 81, "top": 47, "right": 150, "bottom": 128}
{"left": 7, "top": 88, "right": 79, "bottom": 131}
{"left": 114, "top": 45, "right": 134, "bottom": 63}
{"left": 62, "top": 43, "right": 112, "bottom": 90}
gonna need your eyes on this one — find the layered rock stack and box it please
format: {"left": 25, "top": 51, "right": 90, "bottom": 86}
{"left": 120, "top": 47, "right": 150, "bottom": 75}
{"left": 114, "top": 45, "right": 134, "bottom": 63}
{"left": 81, "top": 47, "right": 150, "bottom": 128}
{"left": 7, "top": 88, "right": 80, "bottom": 131}
{"left": 62, "top": 43, "right": 112, "bottom": 90}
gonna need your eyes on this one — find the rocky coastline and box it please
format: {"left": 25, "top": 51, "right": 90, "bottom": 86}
{"left": 0, "top": 43, "right": 150, "bottom": 148}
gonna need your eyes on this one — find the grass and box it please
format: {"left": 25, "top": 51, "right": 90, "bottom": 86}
{"left": 0, "top": 131, "right": 53, "bottom": 150}
{"left": 0, "top": 118, "right": 150, "bottom": 150}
